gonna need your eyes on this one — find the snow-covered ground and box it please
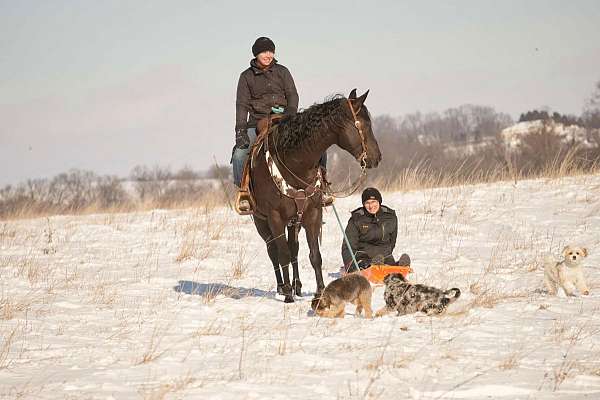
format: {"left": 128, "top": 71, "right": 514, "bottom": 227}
{"left": 2, "top": 175, "right": 600, "bottom": 399}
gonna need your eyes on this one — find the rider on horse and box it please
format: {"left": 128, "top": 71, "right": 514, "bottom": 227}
{"left": 231, "top": 37, "right": 329, "bottom": 213}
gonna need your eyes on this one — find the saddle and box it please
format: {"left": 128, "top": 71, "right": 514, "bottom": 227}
{"left": 234, "top": 115, "right": 284, "bottom": 215}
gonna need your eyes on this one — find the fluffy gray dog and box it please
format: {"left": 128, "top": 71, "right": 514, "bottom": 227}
{"left": 375, "top": 273, "right": 460, "bottom": 317}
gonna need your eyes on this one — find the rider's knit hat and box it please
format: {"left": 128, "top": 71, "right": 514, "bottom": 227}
{"left": 252, "top": 37, "right": 276, "bottom": 56}
{"left": 361, "top": 187, "right": 382, "bottom": 205}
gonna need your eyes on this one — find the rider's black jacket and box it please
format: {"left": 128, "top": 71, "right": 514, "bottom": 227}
{"left": 341, "top": 205, "right": 398, "bottom": 269}
{"left": 235, "top": 59, "right": 298, "bottom": 132}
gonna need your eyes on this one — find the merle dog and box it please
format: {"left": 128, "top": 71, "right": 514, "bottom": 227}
{"left": 375, "top": 273, "right": 460, "bottom": 317}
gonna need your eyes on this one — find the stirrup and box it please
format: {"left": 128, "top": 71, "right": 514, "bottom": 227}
{"left": 235, "top": 191, "right": 253, "bottom": 215}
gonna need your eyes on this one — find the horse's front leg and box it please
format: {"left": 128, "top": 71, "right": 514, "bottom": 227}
{"left": 287, "top": 224, "right": 302, "bottom": 296}
{"left": 253, "top": 217, "right": 284, "bottom": 294}
{"left": 268, "top": 213, "right": 294, "bottom": 303}
{"left": 304, "top": 208, "right": 325, "bottom": 298}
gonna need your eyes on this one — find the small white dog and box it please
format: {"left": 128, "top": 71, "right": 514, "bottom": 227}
{"left": 544, "top": 245, "right": 590, "bottom": 296}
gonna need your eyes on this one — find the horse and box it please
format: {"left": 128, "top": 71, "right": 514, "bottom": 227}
{"left": 249, "top": 89, "right": 381, "bottom": 303}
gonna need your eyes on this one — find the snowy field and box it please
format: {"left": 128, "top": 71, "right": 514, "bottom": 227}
{"left": 2, "top": 174, "right": 600, "bottom": 399}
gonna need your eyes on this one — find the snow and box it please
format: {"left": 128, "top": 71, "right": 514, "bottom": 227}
{"left": 1, "top": 175, "right": 600, "bottom": 399}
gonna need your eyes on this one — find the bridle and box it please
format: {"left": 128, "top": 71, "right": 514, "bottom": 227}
{"left": 346, "top": 98, "right": 369, "bottom": 170}
{"left": 322, "top": 99, "right": 370, "bottom": 198}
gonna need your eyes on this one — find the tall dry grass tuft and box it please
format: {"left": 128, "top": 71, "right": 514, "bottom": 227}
{"left": 137, "top": 324, "right": 171, "bottom": 365}
{"left": 1, "top": 291, "right": 40, "bottom": 320}
{"left": 138, "top": 372, "right": 198, "bottom": 400}
{"left": 0, "top": 323, "right": 23, "bottom": 370}
{"left": 230, "top": 246, "right": 249, "bottom": 280}
{"left": 175, "top": 234, "right": 201, "bottom": 263}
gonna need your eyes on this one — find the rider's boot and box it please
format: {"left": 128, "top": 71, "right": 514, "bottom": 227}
{"left": 235, "top": 154, "right": 254, "bottom": 215}
{"left": 235, "top": 190, "right": 253, "bottom": 215}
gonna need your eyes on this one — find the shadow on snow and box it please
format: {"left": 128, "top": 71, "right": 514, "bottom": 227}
{"left": 173, "top": 280, "right": 276, "bottom": 300}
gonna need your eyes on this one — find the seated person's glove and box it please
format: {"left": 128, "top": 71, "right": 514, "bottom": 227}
{"left": 371, "top": 254, "right": 385, "bottom": 265}
{"left": 235, "top": 128, "right": 250, "bottom": 149}
{"left": 356, "top": 258, "right": 371, "bottom": 270}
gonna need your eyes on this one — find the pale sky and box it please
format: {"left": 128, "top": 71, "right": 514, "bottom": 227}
{"left": 1, "top": 0, "right": 599, "bottom": 186}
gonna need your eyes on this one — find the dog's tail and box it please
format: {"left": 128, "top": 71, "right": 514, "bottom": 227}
{"left": 543, "top": 255, "right": 557, "bottom": 269}
{"left": 443, "top": 288, "right": 461, "bottom": 303}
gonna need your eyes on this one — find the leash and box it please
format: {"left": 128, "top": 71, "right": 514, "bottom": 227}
{"left": 331, "top": 202, "right": 361, "bottom": 273}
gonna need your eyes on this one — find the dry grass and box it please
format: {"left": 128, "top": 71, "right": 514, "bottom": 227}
{"left": 0, "top": 291, "right": 39, "bottom": 320}
{"left": 466, "top": 288, "right": 530, "bottom": 310}
{"left": 0, "top": 223, "right": 17, "bottom": 246}
{"left": 3, "top": 143, "right": 599, "bottom": 222}
{"left": 376, "top": 150, "right": 600, "bottom": 193}
{"left": 137, "top": 324, "right": 170, "bottom": 365}
{"left": 498, "top": 350, "right": 522, "bottom": 370}
{"left": 0, "top": 323, "right": 21, "bottom": 370}
{"left": 174, "top": 210, "right": 229, "bottom": 263}
{"left": 175, "top": 234, "right": 201, "bottom": 263}
{"left": 191, "top": 320, "right": 225, "bottom": 337}
{"left": 230, "top": 246, "right": 249, "bottom": 280}
{"left": 201, "top": 285, "right": 222, "bottom": 305}
{"left": 88, "top": 274, "right": 121, "bottom": 306}
{"left": 138, "top": 371, "right": 199, "bottom": 400}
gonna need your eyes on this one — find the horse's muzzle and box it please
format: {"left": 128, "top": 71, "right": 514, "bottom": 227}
{"left": 364, "top": 152, "right": 381, "bottom": 168}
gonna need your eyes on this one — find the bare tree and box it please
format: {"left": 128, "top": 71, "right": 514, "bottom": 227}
{"left": 583, "top": 80, "right": 600, "bottom": 129}
{"left": 96, "top": 176, "right": 129, "bottom": 208}
{"left": 129, "top": 165, "right": 172, "bottom": 202}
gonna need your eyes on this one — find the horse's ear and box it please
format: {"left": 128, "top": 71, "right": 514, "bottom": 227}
{"left": 349, "top": 89, "right": 357, "bottom": 99}
{"left": 352, "top": 89, "right": 369, "bottom": 110}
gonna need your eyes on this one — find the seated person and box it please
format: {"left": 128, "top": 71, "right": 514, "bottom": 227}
{"left": 341, "top": 187, "right": 410, "bottom": 273}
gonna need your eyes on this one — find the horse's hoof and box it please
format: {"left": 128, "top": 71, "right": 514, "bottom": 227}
{"left": 292, "top": 280, "right": 302, "bottom": 297}
{"left": 279, "top": 284, "right": 293, "bottom": 301}
{"left": 277, "top": 284, "right": 285, "bottom": 295}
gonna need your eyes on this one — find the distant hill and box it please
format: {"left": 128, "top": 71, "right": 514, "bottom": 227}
{"left": 501, "top": 120, "right": 595, "bottom": 150}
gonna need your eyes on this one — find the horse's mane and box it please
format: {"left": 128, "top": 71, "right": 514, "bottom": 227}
{"left": 274, "top": 95, "right": 351, "bottom": 152}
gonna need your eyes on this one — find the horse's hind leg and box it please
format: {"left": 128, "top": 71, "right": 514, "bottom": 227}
{"left": 287, "top": 224, "right": 302, "bottom": 297}
{"left": 253, "top": 218, "right": 284, "bottom": 294}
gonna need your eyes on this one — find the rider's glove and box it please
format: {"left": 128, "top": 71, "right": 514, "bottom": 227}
{"left": 235, "top": 128, "right": 250, "bottom": 149}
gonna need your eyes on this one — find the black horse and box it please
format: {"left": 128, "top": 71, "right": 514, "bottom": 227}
{"left": 250, "top": 89, "right": 381, "bottom": 303}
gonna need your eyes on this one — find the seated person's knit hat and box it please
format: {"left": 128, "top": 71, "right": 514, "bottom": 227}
{"left": 361, "top": 187, "right": 382, "bottom": 205}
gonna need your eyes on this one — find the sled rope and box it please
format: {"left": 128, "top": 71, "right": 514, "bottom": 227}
{"left": 331, "top": 203, "right": 361, "bottom": 272}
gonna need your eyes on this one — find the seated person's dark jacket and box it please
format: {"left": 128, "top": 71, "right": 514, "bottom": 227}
{"left": 341, "top": 205, "right": 398, "bottom": 269}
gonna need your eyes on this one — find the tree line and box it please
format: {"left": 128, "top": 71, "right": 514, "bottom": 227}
{"left": 2, "top": 81, "right": 599, "bottom": 219}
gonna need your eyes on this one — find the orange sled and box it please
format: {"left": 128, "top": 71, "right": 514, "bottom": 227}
{"left": 359, "top": 264, "right": 412, "bottom": 284}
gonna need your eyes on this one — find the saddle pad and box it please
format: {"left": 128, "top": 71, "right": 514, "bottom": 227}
{"left": 360, "top": 264, "right": 412, "bottom": 284}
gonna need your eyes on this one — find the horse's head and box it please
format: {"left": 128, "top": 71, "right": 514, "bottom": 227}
{"left": 337, "top": 89, "right": 382, "bottom": 168}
